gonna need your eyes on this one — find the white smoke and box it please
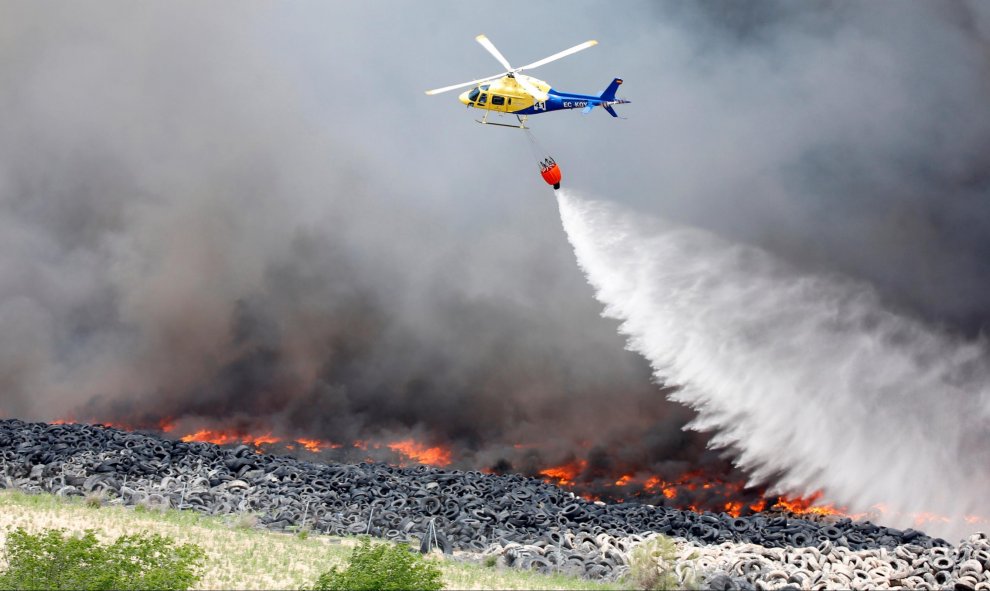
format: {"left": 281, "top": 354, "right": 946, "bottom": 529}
{"left": 557, "top": 190, "right": 990, "bottom": 542}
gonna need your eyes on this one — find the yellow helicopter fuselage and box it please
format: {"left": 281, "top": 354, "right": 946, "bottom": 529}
{"left": 457, "top": 75, "right": 551, "bottom": 114}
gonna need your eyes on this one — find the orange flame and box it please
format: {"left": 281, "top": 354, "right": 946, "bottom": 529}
{"left": 295, "top": 438, "right": 340, "bottom": 453}
{"left": 911, "top": 512, "right": 951, "bottom": 526}
{"left": 386, "top": 439, "right": 452, "bottom": 467}
{"left": 614, "top": 474, "right": 633, "bottom": 487}
{"left": 642, "top": 475, "right": 685, "bottom": 501}
{"left": 247, "top": 433, "right": 280, "bottom": 447}
{"left": 179, "top": 429, "right": 281, "bottom": 449}
{"left": 539, "top": 460, "right": 587, "bottom": 487}
{"left": 180, "top": 429, "right": 241, "bottom": 446}
{"left": 773, "top": 491, "right": 845, "bottom": 517}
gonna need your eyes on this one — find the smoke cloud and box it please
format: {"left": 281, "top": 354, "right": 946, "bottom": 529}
{"left": 1, "top": 1, "right": 989, "bottom": 519}
{"left": 0, "top": 2, "right": 723, "bottom": 486}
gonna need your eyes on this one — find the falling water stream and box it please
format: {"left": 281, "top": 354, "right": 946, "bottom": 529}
{"left": 557, "top": 190, "right": 990, "bottom": 542}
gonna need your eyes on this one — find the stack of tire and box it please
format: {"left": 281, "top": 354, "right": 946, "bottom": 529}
{"left": 0, "top": 420, "right": 958, "bottom": 585}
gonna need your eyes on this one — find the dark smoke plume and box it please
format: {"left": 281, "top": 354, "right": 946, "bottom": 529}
{"left": 0, "top": 3, "right": 731, "bottom": 495}
{"left": 1, "top": 1, "right": 989, "bottom": 513}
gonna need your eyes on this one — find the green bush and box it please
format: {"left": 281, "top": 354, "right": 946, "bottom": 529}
{"left": 0, "top": 527, "right": 205, "bottom": 591}
{"left": 310, "top": 538, "right": 443, "bottom": 591}
{"left": 627, "top": 534, "right": 694, "bottom": 591}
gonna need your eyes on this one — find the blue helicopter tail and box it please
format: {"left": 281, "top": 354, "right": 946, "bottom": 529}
{"left": 600, "top": 78, "right": 623, "bottom": 102}
{"left": 599, "top": 78, "right": 627, "bottom": 118}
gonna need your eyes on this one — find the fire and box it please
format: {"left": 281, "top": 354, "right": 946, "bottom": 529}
{"left": 773, "top": 491, "right": 845, "bottom": 517}
{"left": 724, "top": 501, "right": 745, "bottom": 516}
{"left": 539, "top": 460, "right": 587, "bottom": 487}
{"left": 645, "top": 476, "right": 674, "bottom": 498}
{"left": 181, "top": 429, "right": 241, "bottom": 446}
{"left": 386, "top": 439, "right": 452, "bottom": 467}
{"left": 911, "top": 512, "right": 951, "bottom": 527}
{"left": 295, "top": 438, "right": 340, "bottom": 453}
{"left": 42, "top": 416, "right": 990, "bottom": 530}
{"left": 614, "top": 474, "right": 633, "bottom": 487}
{"left": 247, "top": 433, "right": 279, "bottom": 447}
{"left": 178, "top": 429, "right": 281, "bottom": 449}
{"left": 174, "top": 428, "right": 450, "bottom": 462}
{"left": 643, "top": 475, "right": 678, "bottom": 500}
{"left": 547, "top": 465, "right": 853, "bottom": 520}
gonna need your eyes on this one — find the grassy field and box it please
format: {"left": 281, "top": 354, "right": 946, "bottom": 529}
{"left": 0, "top": 489, "right": 622, "bottom": 590}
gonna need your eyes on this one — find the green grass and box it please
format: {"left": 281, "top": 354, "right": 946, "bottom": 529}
{"left": 0, "top": 489, "right": 621, "bottom": 590}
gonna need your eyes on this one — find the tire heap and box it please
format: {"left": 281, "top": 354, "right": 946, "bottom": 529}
{"left": 0, "top": 420, "right": 976, "bottom": 588}
{"left": 642, "top": 534, "right": 990, "bottom": 590}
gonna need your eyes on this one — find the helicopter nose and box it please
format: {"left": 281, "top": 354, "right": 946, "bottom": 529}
{"left": 458, "top": 91, "right": 470, "bottom": 106}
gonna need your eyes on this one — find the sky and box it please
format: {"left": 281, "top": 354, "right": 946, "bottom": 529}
{"left": 1, "top": 1, "right": 989, "bottom": 491}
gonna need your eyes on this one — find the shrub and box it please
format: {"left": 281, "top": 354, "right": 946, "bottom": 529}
{"left": 627, "top": 534, "right": 694, "bottom": 591}
{"left": 0, "top": 527, "right": 205, "bottom": 591}
{"left": 310, "top": 537, "right": 443, "bottom": 591}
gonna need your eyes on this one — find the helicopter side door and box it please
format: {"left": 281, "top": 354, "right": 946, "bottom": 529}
{"left": 489, "top": 93, "right": 509, "bottom": 113}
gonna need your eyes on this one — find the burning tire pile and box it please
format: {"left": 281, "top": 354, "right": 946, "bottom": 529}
{"left": 1, "top": 419, "right": 985, "bottom": 589}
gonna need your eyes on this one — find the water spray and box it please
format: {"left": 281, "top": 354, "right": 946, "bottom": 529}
{"left": 556, "top": 190, "right": 990, "bottom": 541}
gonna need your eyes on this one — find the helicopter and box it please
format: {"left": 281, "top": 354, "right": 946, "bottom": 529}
{"left": 425, "top": 34, "right": 630, "bottom": 129}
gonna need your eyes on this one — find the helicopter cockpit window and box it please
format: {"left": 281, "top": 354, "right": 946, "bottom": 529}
{"left": 478, "top": 93, "right": 487, "bottom": 105}
{"left": 467, "top": 88, "right": 481, "bottom": 103}
{"left": 491, "top": 95, "right": 505, "bottom": 106}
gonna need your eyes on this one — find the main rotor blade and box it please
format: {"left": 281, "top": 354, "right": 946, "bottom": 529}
{"left": 475, "top": 34, "right": 513, "bottom": 71}
{"left": 515, "top": 75, "right": 548, "bottom": 102}
{"left": 518, "top": 40, "right": 598, "bottom": 71}
{"left": 425, "top": 73, "right": 503, "bottom": 96}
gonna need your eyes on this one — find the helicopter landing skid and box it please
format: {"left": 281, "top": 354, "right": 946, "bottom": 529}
{"left": 475, "top": 113, "right": 528, "bottom": 129}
